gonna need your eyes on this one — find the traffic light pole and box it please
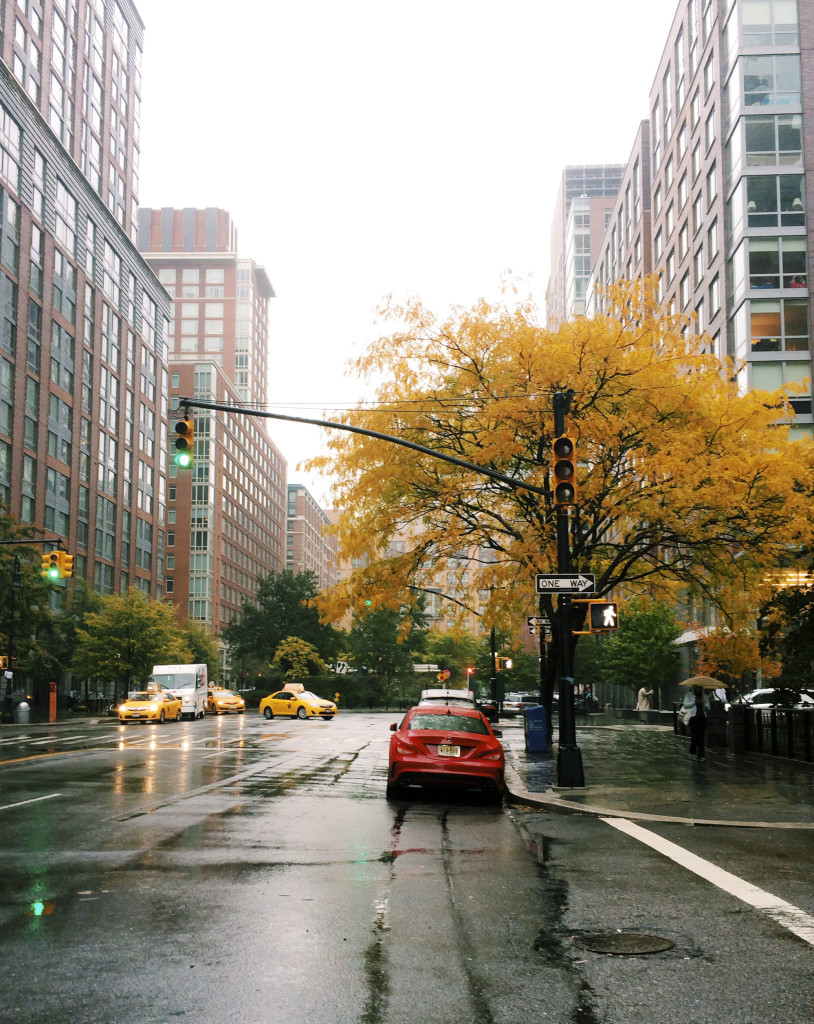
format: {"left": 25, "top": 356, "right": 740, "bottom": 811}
{"left": 554, "top": 392, "right": 584, "bottom": 787}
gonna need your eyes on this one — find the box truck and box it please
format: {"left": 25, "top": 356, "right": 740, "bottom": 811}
{"left": 151, "top": 663, "right": 208, "bottom": 719}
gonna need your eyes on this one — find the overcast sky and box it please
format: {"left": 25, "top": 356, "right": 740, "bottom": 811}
{"left": 135, "top": 0, "right": 677, "bottom": 503}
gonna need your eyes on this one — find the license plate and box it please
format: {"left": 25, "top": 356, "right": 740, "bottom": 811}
{"left": 438, "top": 744, "right": 460, "bottom": 757}
{"left": 131, "top": 714, "right": 141, "bottom": 718}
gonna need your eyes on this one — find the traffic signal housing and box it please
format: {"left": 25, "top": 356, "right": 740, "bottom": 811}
{"left": 552, "top": 436, "right": 577, "bottom": 505}
{"left": 174, "top": 416, "right": 194, "bottom": 468}
{"left": 588, "top": 601, "right": 619, "bottom": 632}
{"left": 60, "top": 552, "right": 74, "bottom": 578}
{"left": 42, "top": 551, "right": 61, "bottom": 580}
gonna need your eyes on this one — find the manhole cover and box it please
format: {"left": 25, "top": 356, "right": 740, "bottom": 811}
{"left": 575, "top": 932, "right": 675, "bottom": 955}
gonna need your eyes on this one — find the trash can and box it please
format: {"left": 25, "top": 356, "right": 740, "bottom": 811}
{"left": 14, "top": 701, "right": 30, "bottom": 724}
{"left": 523, "top": 705, "right": 547, "bottom": 753}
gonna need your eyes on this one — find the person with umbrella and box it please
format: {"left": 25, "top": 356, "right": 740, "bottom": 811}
{"left": 680, "top": 676, "right": 717, "bottom": 762}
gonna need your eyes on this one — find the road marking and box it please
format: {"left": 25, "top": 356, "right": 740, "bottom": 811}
{"left": 29, "top": 733, "right": 87, "bottom": 745}
{"left": 603, "top": 816, "right": 814, "bottom": 947}
{"left": 0, "top": 793, "right": 62, "bottom": 812}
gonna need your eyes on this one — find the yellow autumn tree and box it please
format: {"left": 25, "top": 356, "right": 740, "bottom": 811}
{"left": 309, "top": 278, "right": 814, "bottom": 695}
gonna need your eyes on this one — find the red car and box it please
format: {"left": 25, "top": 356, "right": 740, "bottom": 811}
{"left": 387, "top": 706, "right": 505, "bottom": 802}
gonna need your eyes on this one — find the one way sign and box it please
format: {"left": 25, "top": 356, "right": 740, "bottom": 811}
{"left": 535, "top": 573, "right": 595, "bottom": 595}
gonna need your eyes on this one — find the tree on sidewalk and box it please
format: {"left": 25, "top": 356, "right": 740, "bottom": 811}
{"left": 311, "top": 278, "right": 814, "bottom": 712}
{"left": 222, "top": 570, "right": 342, "bottom": 675}
{"left": 601, "top": 599, "right": 682, "bottom": 706}
{"left": 72, "top": 588, "right": 191, "bottom": 694}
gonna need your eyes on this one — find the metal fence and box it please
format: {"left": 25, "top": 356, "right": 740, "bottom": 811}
{"left": 742, "top": 708, "right": 814, "bottom": 763}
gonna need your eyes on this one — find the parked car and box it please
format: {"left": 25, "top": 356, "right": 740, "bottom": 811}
{"left": 206, "top": 688, "right": 246, "bottom": 714}
{"left": 259, "top": 689, "right": 337, "bottom": 720}
{"left": 418, "top": 688, "right": 477, "bottom": 708}
{"left": 386, "top": 705, "right": 505, "bottom": 802}
{"left": 118, "top": 690, "right": 182, "bottom": 724}
{"left": 501, "top": 692, "right": 541, "bottom": 717}
{"left": 727, "top": 688, "right": 814, "bottom": 711}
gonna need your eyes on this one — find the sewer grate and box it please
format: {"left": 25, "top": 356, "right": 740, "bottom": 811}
{"left": 574, "top": 932, "right": 675, "bottom": 955}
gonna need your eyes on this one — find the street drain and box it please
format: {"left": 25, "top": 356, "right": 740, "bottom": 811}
{"left": 574, "top": 932, "right": 675, "bottom": 955}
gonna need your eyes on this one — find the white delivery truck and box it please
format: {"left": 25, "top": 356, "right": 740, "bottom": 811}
{"left": 151, "top": 663, "right": 208, "bottom": 719}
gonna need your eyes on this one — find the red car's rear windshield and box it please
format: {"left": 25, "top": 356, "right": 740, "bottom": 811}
{"left": 408, "top": 712, "right": 489, "bottom": 735}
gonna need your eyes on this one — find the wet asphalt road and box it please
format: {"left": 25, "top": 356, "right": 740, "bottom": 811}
{"left": 0, "top": 713, "right": 812, "bottom": 1024}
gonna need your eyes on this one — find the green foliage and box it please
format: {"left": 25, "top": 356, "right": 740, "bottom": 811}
{"left": 759, "top": 567, "right": 814, "bottom": 688}
{"left": 424, "top": 631, "right": 480, "bottom": 687}
{"left": 348, "top": 601, "right": 429, "bottom": 682}
{"left": 71, "top": 588, "right": 191, "bottom": 692}
{"left": 272, "top": 636, "right": 326, "bottom": 679}
{"left": 181, "top": 619, "right": 221, "bottom": 684}
{"left": 601, "top": 599, "right": 682, "bottom": 694}
{"left": 222, "top": 570, "right": 343, "bottom": 675}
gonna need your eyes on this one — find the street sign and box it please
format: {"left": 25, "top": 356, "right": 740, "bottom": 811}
{"left": 535, "top": 573, "right": 595, "bottom": 594}
{"left": 527, "top": 616, "right": 549, "bottom": 626}
{"left": 529, "top": 626, "right": 551, "bottom": 636}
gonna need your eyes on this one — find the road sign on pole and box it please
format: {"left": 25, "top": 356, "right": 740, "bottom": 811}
{"left": 535, "top": 573, "right": 595, "bottom": 595}
{"left": 527, "top": 615, "right": 549, "bottom": 626}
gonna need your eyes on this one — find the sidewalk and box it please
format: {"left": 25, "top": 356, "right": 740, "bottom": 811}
{"left": 501, "top": 717, "right": 814, "bottom": 828}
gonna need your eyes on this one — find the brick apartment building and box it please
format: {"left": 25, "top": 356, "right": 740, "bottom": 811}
{"left": 0, "top": 1, "right": 173, "bottom": 611}
{"left": 138, "top": 207, "right": 287, "bottom": 641}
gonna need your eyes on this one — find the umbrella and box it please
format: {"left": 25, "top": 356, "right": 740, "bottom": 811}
{"left": 678, "top": 676, "right": 721, "bottom": 689}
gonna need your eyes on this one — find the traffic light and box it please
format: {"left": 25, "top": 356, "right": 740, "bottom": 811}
{"left": 174, "top": 416, "right": 194, "bottom": 468}
{"left": 0, "top": 657, "right": 7, "bottom": 669}
{"left": 60, "top": 552, "right": 74, "bottom": 578}
{"left": 552, "top": 436, "right": 577, "bottom": 506}
{"left": 588, "top": 601, "right": 619, "bottom": 632}
{"left": 495, "top": 656, "right": 514, "bottom": 671}
{"left": 42, "top": 551, "right": 61, "bottom": 580}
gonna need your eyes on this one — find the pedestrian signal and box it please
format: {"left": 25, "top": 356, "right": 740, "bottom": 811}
{"left": 174, "top": 416, "right": 194, "bottom": 468}
{"left": 552, "top": 436, "right": 577, "bottom": 506}
{"left": 588, "top": 601, "right": 619, "bottom": 632}
{"left": 495, "top": 657, "right": 513, "bottom": 671}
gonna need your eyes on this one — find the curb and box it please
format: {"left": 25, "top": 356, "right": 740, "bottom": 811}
{"left": 503, "top": 760, "right": 814, "bottom": 830}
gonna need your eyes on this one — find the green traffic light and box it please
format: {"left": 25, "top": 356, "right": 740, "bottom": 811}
{"left": 47, "top": 567, "right": 60, "bottom": 579}
{"left": 175, "top": 452, "right": 192, "bottom": 468}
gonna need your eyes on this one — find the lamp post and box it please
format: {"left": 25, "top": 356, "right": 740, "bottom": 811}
{"left": 1, "top": 555, "right": 22, "bottom": 723}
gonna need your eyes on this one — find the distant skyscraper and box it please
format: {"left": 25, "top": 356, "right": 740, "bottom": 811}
{"left": 286, "top": 483, "right": 337, "bottom": 590}
{"left": 138, "top": 208, "right": 287, "bottom": 636}
{"left": 546, "top": 165, "right": 625, "bottom": 323}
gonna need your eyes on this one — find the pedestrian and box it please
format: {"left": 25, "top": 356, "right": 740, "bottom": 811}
{"left": 682, "top": 685, "right": 710, "bottom": 762}
{"left": 635, "top": 686, "right": 654, "bottom": 711}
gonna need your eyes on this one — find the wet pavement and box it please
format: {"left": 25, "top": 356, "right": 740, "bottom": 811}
{"left": 501, "top": 716, "right": 814, "bottom": 827}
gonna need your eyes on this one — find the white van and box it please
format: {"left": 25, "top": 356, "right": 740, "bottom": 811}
{"left": 151, "top": 663, "right": 208, "bottom": 719}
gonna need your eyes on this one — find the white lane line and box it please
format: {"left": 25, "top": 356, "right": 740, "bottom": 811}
{"left": 0, "top": 793, "right": 62, "bottom": 812}
{"left": 29, "top": 733, "right": 88, "bottom": 745}
{"left": 602, "top": 816, "right": 814, "bottom": 947}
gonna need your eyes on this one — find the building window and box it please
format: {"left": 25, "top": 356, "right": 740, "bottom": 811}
{"left": 680, "top": 272, "right": 690, "bottom": 309}
{"left": 747, "top": 236, "right": 807, "bottom": 289}
{"left": 706, "top": 163, "right": 717, "bottom": 206}
{"left": 745, "top": 114, "right": 802, "bottom": 167}
{"left": 743, "top": 54, "right": 801, "bottom": 107}
{"left": 746, "top": 174, "right": 805, "bottom": 227}
{"left": 750, "top": 298, "right": 809, "bottom": 352}
{"left": 707, "top": 218, "right": 718, "bottom": 263}
{"left": 741, "top": 0, "right": 799, "bottom": 47}
{"left": 0, "top": 106, "right": 21, "bottom": 193}
{"left": 705, "top": 109, "right": 715, "bottom": 150}
{"left": 709, "top": 275, "right": 720, "bottom": 316}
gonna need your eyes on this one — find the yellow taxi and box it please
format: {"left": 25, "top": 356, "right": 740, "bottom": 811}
{"left": 118, "top": 688, "right": 182, "bottom": 724}
{"left": 206, "top": 687, "right": 246, "bottom": 714}
{"left": 259, "top": 689, "right": 337, "bottom": 721}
